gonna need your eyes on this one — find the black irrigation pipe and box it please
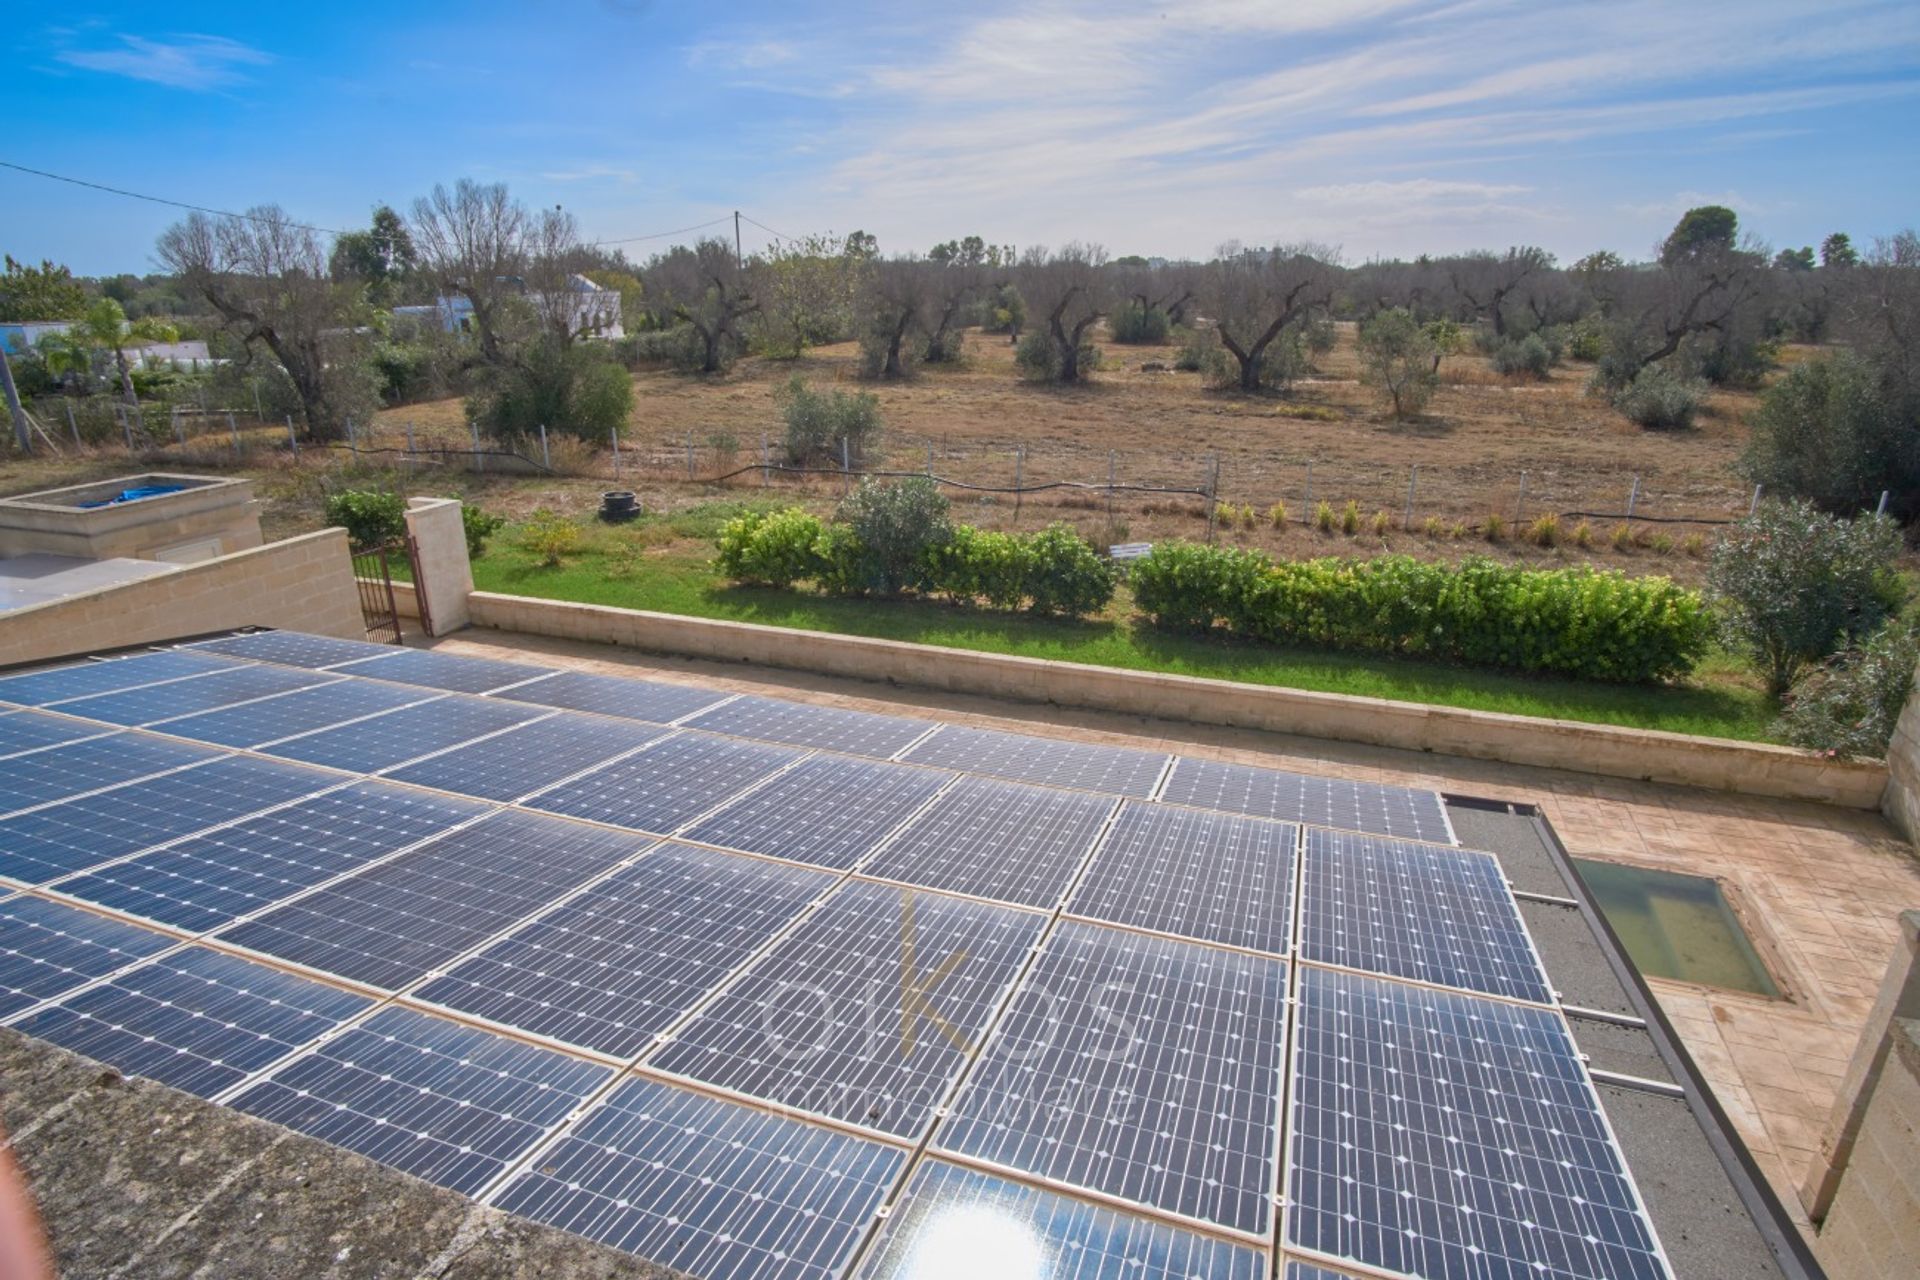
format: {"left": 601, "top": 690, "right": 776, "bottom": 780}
{"left": 702, "top": 460, "right": 1211, "bottom": 498}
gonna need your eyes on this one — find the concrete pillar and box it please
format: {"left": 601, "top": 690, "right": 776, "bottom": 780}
{"left": 403, "top": 497, "right": 474, "bottom": 635}
{"left": 1881, "top": 663, "right": 1920, "bottom": 846}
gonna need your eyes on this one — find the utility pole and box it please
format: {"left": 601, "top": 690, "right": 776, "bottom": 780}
{"left": 0, "top": 346, "right": 29, "bottom": 453}
{"left": 734, "top": 211, "right": 743, "bottom": 268}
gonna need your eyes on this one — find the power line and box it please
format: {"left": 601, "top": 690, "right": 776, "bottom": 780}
{"left": 739, "top": 213, "right": 796, "bottom": 244}
{"left": 0, "top": 159, "right": 755, "bottom": 252}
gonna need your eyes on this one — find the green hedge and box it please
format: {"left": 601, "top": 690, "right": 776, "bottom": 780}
{"left": 716, "top": 508, "right": 1116, "bottom": 618}
{"left": 1131, "top": 542, "right": 1710, "bottom": 683}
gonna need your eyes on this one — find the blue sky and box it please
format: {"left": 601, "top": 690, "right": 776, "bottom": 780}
{"left": 9, "top": 1, "right": 1920, "bottom": 275}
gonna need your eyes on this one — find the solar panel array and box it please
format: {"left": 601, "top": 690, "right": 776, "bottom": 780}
{"left": 0, "top": 632, "right": 1669, "bottom": 1280}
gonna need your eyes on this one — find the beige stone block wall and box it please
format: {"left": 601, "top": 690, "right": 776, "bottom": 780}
{"left": 0, "top": 529, "right": 363, "bottom": 666}
{"left": 1882, "top": 671, "right": 1920, "bottom": 846}
{"left": 465, "top": 592, "right": 1892, "bottom": 808}
{"left": 404, "top": 497, "right": 473, "bottom": 634}
{"left": 1814, "top": 1019, "right": 1920, "bottom": 1279}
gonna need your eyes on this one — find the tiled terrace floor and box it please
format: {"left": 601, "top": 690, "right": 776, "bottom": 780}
{"left": 433, "top": 629, "right": 1920, "bottom": 1229}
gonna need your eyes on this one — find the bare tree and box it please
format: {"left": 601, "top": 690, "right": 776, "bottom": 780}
{"left": 1116, "top": 261, "right": 1199, "bottom": 329}
{"left": 922, "top": 256, "right": 982, "bottom": 362}
{"left": 1204, "top": 245, "right": 1337, "bottom": 392}
{"left": 156, "top": 207, "right": 366, "bottom": 441}
{"left": 409, "top": 180, "right": 529, "bottom": 365}
{"left": 1018, "top": 244, "right": 1110, "bottom": 383}
{"left": 1446, "top": 247, "right": 1552, "bottom": 338}
{"left": 1599, "top": 246, "right": 1764, "bottom": 386}
{"left": 646, "top": 239, "right": 759, "bottom": 374}
{"left": 858, "top": 256, "right": 935, "bottom": 379}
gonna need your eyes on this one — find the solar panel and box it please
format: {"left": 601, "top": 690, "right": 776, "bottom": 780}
{"left": 217, "top": 809, "right": 648, "bottom": 991}
{"left": 903, "top": 724, "right": 1169, "bottom": 798}
{"left": 936, "top": 920, "right": 1289, "bottom": 1237}
{"left": 489, "top": 668, "right": 728, "bottom": 724}
{"left": 1159, "top": 759, "right": 1452, "bottom": 843}
{"left": 684, "top": 755, "right": 952, "bottom": 870}
{"left": 414, "top": 843, "right": 834, "bottom": 1059}
{"left": 187, "top": 630, "right": 401, "bottom": 669}
{"left": 0, "top": 733, "right": 220, "bottom": 815}
{"left": 156, "top": 677, "right": 438, "bottom": 748}
{"left": 854, "top": 1159, "right": 1270, "bottom": 1280}
{"left": 859, "top": 776, "right": 1116, "bottom": 909}
{"left": 260, "top": 695, "right": 545, "bottom": 773}
{"left": 0, "top": 649, "right": 241, "bottom": 707}
{"left": 11, "top": 945, "right": 373, "bottom": 1098}
{"left": 334, "top": 646, "right": 556, "bottom": 695}
{"left": 51, "top": 782, "right": 490, "bottom": 934}
{"left": 1067, "top": 801, "right": 1297, "bottom": 955}
{"left": 650, "top": 878, "right": 1045, "bottom": 1139}
{"left": 1299, "top": 829, "right": 1553, "bottom": 1006}
{"left": 384, "top": 711, "right": 665, "bottom": 802}
{"left": 494, "top": 1075, "right": 906, "bottom": 1280}
{"left": 53, "top": 664, "right": 336, "bottom": 727}
{"left": 0, "top": 709, "right": 115, "bottom": 758}
{"left": 1287, "top": 966, "right": 1671, "bottom": 1280}
{"left": 230, "top": 1005, "right": 612, "bottom": 1195}
{"left": 0, "top": 897, "right": 174, "bottom": 1020}
{"left": 686, "top": 694, "right": 934, "bottom": 759}
{"left": 0, "top": 755, "right": 339, "bottom": 885}
{"left": 525, "top": 732, "right": 803, "bottom": 837}
{"left": 1284, "top": 1263, "right": 1359, "bottom": 1280}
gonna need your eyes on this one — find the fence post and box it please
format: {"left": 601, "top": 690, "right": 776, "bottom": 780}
{"left": 1748, "top": 484, "right": 1762, "bottom": 517}
{"left": 1626, "top": 474, "right": 1640, "bottom": 525}
{"left": 471, "top": 421, "right": 483, "bottom": 474}
{"left": 1515, "top": 470, "right": 1528, "bottom": 527}
{"left": 539, "top": 423, "right": 550, "bottom": 470}
{"left": 1877, "top": 490, "right": 1890, "bottom": 516}
{"left": 285, "top": 414, "right": 298, "bottom": 456}
{"left": 1014, "top": 445, "right": 1024, "bottom": 524}
{"left": 171, "top": 406, "right": 184, "bottom": 446}
{"left": 1107, "top": 450, "right": 1117, "bottom": 527}
{"left": 1303, "top": 460, "right": 1313, "bottom": 516}
{"left": 686, "top": 430, "right": 695, "bottom": 482}
{"left": 761, "top": 432, "right": 770, "bottom": 487}
{"left": 406, "top": 421, "right": 415, "bottom": 456}
{"left": 227, "top": 412, "right": 239, "bottom": 455}
{"left": 347, "top": 416, "right": 358, "bottom": 459}
{"left": 66, "top": 401, "right": 80, "bottom": 450}
{"left": 1402, "top": 465, "right": 1419, "bottom": 531}
{"left": 251, "top": 381, "right": 263, "bottom": 421}
{"left": 611, "top": 428, "right": 621, "bottom": 480}
{"left": 841, "top": 437, "right": 852, "bottom": 496}
{"left": 122, "top": 405, "right": 135, "bottom": 452}
{"left": 1206, "top": 454, "right": 1220, "bottom": 544}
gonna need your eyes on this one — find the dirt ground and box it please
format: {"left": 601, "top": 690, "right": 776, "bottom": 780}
{"left": 3, "top": 324, "right": 1806, "bottom": 587}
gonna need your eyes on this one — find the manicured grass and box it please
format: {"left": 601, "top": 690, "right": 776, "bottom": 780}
{"left": 466, "top": 507, "right": 1779, "bottom": 743}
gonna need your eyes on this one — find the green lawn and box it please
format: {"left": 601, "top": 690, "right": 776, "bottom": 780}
{"left": 466, "top": 506, "right": 1779, "bottom": 743}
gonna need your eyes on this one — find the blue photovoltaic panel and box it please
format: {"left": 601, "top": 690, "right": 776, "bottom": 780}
{"left": 0, "top": 755, "right": 338, "bottom": 885}
{"left": 1, "top": 733, "right": 220, "bottom": 815}
{"left": 156, "top": 678, "right": 437, "bottom": 748}
{"left": 0, "top": 709, "right": 115, "bottom": 758}
{"left": 937, "top": 920, "right": 1290, "bottom": 1236}
{"left": 526, "top": 732, "right": 803, "bottom": 837}
{"left": 855, "top": 1160, "right": 1269, "bottom": 1280}
{"left": 0, "top": 649, "right": 241, "bottom": 707}
{"left": 52, "top": 782, "right": 489, "bottom": 934}
{"left": 334, "top": 646, "right": 556, "bottom": 695}
{"left": 902, "top": 724, "right": 1169, "bottom": 798}
{"left": 685, "top": 694, "right": 934, "bottom": 759}
{"left": 1288, "top": 967, "right": 1671, "bottom": 1280}
{"left": 1158, "top": 758, "right": 1451, "bottom": 844}
{"left": 684, "top": 755, "right": 952, "bottom": 870}
{"left": 495, "top": 1075, "right": 906, "bottom": 1280}
{"left": 218, "top": 809, "right": 647, "bottom": 991}
{"left": 860, "top": 775, "right": 1115, "bottom": 909}
{"left": 12, "top": 945, "right": 373, "bottom": 1098}
{"left": 53, "top": 664, "right": 336, "bottom": 727}
{"left": 1285, "top": 1265, "right": 1357, "bottom": 1280}
{"left": 187, "top": 630, "right": 400, "bottom": 670}
{"left": 652, "top": 879, "right": 1044, "bottom": 1139}
{"left": 230, "top": 1005, "right": 611, "bottom": 1196}
{"left": 1299, "top": 828, "right": 1552, "bottom": 1005}
{"left": 384, "top": 711, "right": 664, "bottom": 802}
{"left": 0, "top": 897, "right": 174, "bottom": 1020}
{"left": 489, "top": 668, "right": 728, "bottom": 725}
{"left": 260, "top": 695, "right": 545, "bottom": 773}
{"left": 415, "top": 843, "right": 832, "bottom": 1058}
{"left": 1067, "top": 801, "right": 1296, "bottom": 955}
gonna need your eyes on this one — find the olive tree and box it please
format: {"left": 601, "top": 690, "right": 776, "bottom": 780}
{"left": 1016, "top": 244, "right": 1110, "bottom": 383}
{"left": 1446, "top": 247, "right": 1553, "bottom": 338}
{"left": 1357, "top": 307, "right": 1440, "bottom": 417}
{"left": 1204, "top": 245, "right": 1336, "bottom": 391}
{"left": 645, "top": 239, "right": 760, "bottom": 374}
{"left": 858, "top": 256, "right": 935, "bottom": 379}
{"left": 408, "top": 180, "right": 529, "bottom": 365}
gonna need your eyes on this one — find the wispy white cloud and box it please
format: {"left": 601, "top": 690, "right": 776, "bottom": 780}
{"left": 57, "top": 33, "right": 271, "bottom": 91}
{"left": 540, "top": 164, "right": 640, "bottom": 184}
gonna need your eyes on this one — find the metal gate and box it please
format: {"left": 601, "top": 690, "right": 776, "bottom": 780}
{"left": 404, "top": 533, "right": 434, "bottom": 637}
{"left": 350, "top": 542, "right": 403, "bottom": 644}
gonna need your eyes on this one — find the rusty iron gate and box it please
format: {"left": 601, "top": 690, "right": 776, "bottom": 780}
{"left": 404, "top": 533, "right": 434, "bottom": 637}
{"left": 350, "top": 542, "right": 403, "bottom": 644}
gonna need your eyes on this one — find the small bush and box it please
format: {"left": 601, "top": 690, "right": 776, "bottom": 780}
{"left": 517, "top": 510, "right": 585, "bottom": 568}
{"left": 1649, "top": 532, "right": 1675, "bottom": 555}
{"left": 1127, "top": 541, "right": 1266, "bottom": 631}
{"left": 1024, "top": 523, "right": 1116, "bottom": 617}
{"left": 1358, "top": 308, "right": 1440, "bottom": 418}
{"left": 1491, "top": 334, "right": 1553, "bottom": 379}
{"left": 780, "top": 376, "right": 883, "bottom": 466}
{"left": 1484, "top": 513, "right": 1507, "bottom": 542}
{"left": 615, "top": 326, "right": 700, "bottom": 369}
{"left": 1266, "top": 501, "right": 1288, "bottom": 528}
{"left": 1609, "top": 523, "right": 1634, "bottom": 550}
{"left": 1708, "top": 499, "right": 1904, "bottom": 695}
{"left": 462, "top": 506, "right": 505, "bottom": 560}
{"left": 833, "top": 476, "right": 952, "bottom": 595}
{"left": 1339, "top": 500, "right": 1362, "bottom": 535}
{"left": 715, "top": 508, "right": 826, "bottom": 587}
{"left": 1013, "top": 330, "right": 1094, "bottom": 382}
{"left": 1773, "top": 620, "right": 1920, "bottom": 759}
{"left": 927, "top": 524, "right": 1025, "bottom": 608}
{"left": 325, "top": 490, "right": 406, "bottom": 551}
{"left": 1571, "top": 520, "right": 1594, "bottom": 549}
{"left": 1421, "top": 515, "right": 1445, "bottom": 538}
{"left": 1613, "top": 365, "right": 1704, "bottom": 430}
{"left": 1173, "top": 328, "right": 1213, "bottom": 373}
{"left": 1525, "top": 513, "right": 1560, "bottom": 547}
{"left": 468, "top": 337, "right": 633, "bottom": 442}
{"left": 1273, "top": 403, "right": 1341, "bottom": 422}
{"left": 1741, "top": 353, "right": 1918, "bottom": 519}
{"left": 1449, "top": 520, "right": 1468, "bottom": 539}
{"left": 1108, "top": 302, "right": 1171, "bottom": 343}
{"left": 1681, "top": 532, "right": 1706, "bottom": 557}
{"left": 1313, "top": 500, "right": 1336, "bottom": 532}
{"left": 1371, "top": 510, "right": 1392, "bottom": 536}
